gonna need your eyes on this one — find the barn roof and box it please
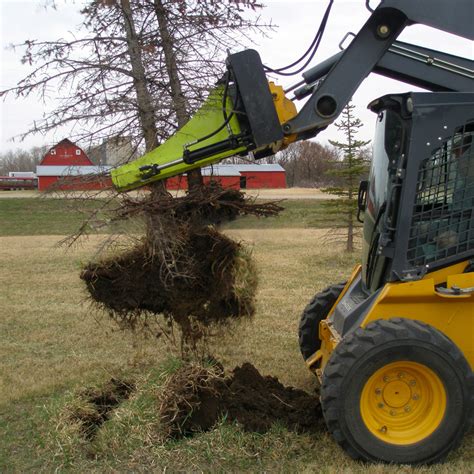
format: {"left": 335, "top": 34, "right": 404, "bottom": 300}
{"left": 52, "top": 138, "right": 75, "bottom": 147}
{"left": 36, "top": 165, "right": 111, "bottom": 176}
{"left": 195, "top": 164, "right": 285, "bottom": 176}
{"left": 232, "top": 164, "right": 285, "bottom": 172}
{"left": 42, "top": 138, "right": 84, "bottom": 156}
{"left": 200, "top": 165, "right": 241, "bottom": 176}
{"left": 40, "top": 138, "right": 92, "bottom": 166}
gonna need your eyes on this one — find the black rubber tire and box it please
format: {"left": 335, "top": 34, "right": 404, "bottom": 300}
{"left": 298, "top": 282, "right": 346, "bottom": 360}
{"left": 320, "top": 318, "right": 474, "bottom": 465}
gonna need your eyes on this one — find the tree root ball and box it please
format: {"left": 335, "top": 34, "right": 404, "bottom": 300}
{"left": 80, "top": 184, "right": 281, "bottom": 345}
{"left": 80, "top": 226, "right": 258, "bottom": 342}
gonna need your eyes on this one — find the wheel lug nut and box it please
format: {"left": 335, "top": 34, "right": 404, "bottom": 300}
{"left": 375, "top": 388, "right": 382, "bottom": 395}
{"left": 405, "top": 406, "right": 411, "bottom": 412}
{"left": 380, "top": 426, "right": 387, "bottom": 433}
{"left": 412, "top": 394, "right": 419, "bottom": 400}
{"left": 397, "top": 372, "right": 405, "bottom": 379}
{"left": 378, "top": 403, "right": 384, "bottom": 408}
{"left": 390, "top": 410, "right": 396, "bottom": 416}
{"left": 409, "top": 380, "right": 416, "bottom": 386}
{"left": 383, "top": 376, "right": 389, "bottom": 382}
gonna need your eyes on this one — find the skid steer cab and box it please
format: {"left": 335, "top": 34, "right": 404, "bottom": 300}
{"left": 300, "top": 94, "right": 474, "bottom": 464}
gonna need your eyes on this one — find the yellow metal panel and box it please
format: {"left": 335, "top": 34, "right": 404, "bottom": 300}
{"left": 306, "top": 265, "right": 361, "bottom": 376}
{"left": 307, "top": 319, "right": 340, "bottom": 382}
{"left": 361, "top": 261, "right": 474, "bottom": 370}
{"left": 326, "top": 265, "right": 362, "bottom": 319}
{"left": 447, "top": 272, "right": 474, "bottom": 288}
{"left": 268, "top": 82, "right": 297, "bottom": 148}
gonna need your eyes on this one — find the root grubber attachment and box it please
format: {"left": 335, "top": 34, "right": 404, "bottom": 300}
{"left": 111, "top": 85, "right": 246, "bottom": 192}
{"left": 111, "top": 50, "right": 295, "bottom": 193}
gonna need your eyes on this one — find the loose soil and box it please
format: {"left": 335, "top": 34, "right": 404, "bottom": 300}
{"left": 81, "top": 228, "right": 256, "bottom": 330}
{"left": 159, "top": 362, "right": 322, "bottom": 438}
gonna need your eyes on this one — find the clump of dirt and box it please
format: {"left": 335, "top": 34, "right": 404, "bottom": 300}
{"left": 66, "top": 378, "right": 135, "bottom": 440}
{"left": 217, "top": 363, "right": 322, "bottom": 433}
{"left": 159, "top": 362, "right": 322, "bottom": 439}
{"left": 80, "top": 183, "right": 281, "bottom": 347}
{"left": 158, "top": 362, "right": 225, "bottom": 438}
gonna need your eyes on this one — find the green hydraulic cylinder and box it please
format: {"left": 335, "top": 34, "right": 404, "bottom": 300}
{"left": 111, "top": 86, "right": 245, "bottom": 192}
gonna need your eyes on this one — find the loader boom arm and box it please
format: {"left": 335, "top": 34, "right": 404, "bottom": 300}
{"left": 283, "top": 0, "right": 473, "bottom": 138}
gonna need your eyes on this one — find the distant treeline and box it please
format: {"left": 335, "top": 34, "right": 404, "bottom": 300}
{"left": 0, "top": 146, "right": 48, "bottom": 176}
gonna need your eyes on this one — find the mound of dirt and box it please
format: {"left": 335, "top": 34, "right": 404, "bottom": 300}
{"left": 159, "top": 362, "right": 322, "bottom": 438}
{"left": 80, "top": 184, "right": 280, "bottom": 346}
{"left": 217, "top": 363, "right": 322, "bottom": 433}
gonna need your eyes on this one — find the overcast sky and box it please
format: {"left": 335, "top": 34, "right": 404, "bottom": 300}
{"left": 0, "top": 0, "right": 472, "bottom": 152}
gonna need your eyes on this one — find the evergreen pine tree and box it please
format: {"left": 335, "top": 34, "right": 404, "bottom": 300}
{"left": 323, "top": 102, "right": 371, "bottom": 252}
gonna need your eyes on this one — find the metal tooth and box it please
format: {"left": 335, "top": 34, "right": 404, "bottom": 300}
{"left": 375, "top": 388, "right": 382, "bottom": 395}
{"left": 412, "top": 394, "right": 420, "bottom": 400}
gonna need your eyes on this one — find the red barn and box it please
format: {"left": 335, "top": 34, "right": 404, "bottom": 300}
{"left": 166, "top": 164, "right": 286, "bottom": 191}
{"left": 166, "top": 165, "right": 241, "bottom": 190}
{"left": 233, "top": 164, "right": 286, "bottom": 189}
{"left": 36, "top": 139, "right": 111, "bottom": 191}
{"left": 36, "top": 141, "right": 286, "bottom": 192}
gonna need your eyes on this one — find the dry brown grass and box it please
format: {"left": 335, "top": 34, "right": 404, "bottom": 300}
{"left": 1, "top": 230, "right": 472, "bottom": 472}
{"left": 244, "top": 187, "right": 338, "bottom": 200}
{"left": 0, "top": 234, "right": 165, "bottom": 405}
{"left": 0, "top": 229, "right": 341, "bottom": 403}
{"left": 0, "top": 187, "right": 335, "bottom": 201}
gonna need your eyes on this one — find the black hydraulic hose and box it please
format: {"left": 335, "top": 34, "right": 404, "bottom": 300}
{"left": 185, "top": 73, "right": 237, "bottom": 148}
{"left": 263, "top": 0, "right": 334, "bottom": 77}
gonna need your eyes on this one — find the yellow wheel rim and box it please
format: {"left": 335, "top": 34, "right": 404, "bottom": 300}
{"left": 360, "top": 361, "right": 446, "bottom": 445}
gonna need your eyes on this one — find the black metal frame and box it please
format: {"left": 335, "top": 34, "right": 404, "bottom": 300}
{"left": 222, "top": 0, "right": 473, "bottom": 158}
{"left": 226, "top": 50, "right": 283, "bottom": 149}
{"left": 330, "top": 94, "right": 474, "bottom": 336}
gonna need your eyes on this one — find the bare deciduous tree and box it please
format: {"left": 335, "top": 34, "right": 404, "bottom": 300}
{"left": 0, "top": 146, "right": 48, "bottom": 175}
{"left": 1, "top": 0, "right": 271, "bottom": 188}
{"left": 276, "top": 141, "right": 339, "bottom": 187}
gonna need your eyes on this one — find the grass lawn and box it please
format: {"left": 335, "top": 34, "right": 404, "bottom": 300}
{"left": 0, "top": 197, "right": 472, "bottom": 472}
{"left": 0, "top": 197, "right": 108, "bottom": 236}
{"left": 0, "top": 197, "right": 350, "bottom": 236}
